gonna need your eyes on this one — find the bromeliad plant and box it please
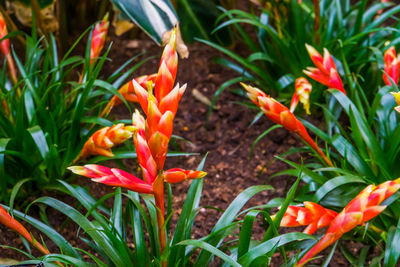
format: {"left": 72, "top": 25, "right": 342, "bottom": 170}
{"left": 69, "top": 30, "right": 207, "bottom": 261}
{"left": 243, "top": 42, "right": 400, "bottom": 265}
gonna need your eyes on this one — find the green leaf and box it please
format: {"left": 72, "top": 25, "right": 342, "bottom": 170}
{"left": 27, "top": 126, "right": 49, "bottom": 160}
{"left": 195, "top": 185, "right": 273, "bottom": 266}
{"left": 263, "top": 175, "right": 301, "bottom": 242}
{"left": 30, "top": 197, "right": 131, "bottom": 266}
{"left": 168, "top": 155, "right": 207, "bottom": 267}
{"left": 315, "top": 176, "right": 366, "bottom": 202}
{"left": 178, "top": 240, "right": 241, "bottom": 267}
{"left": 0, "top": 138, "right": 11, "bottom": 202}
{"left": 237, "top": 210, "right": 262, "bottom": 259}
{"left": 384, "top": 217, "right": 400, "bottom": 267}
{"left": 238, "top": 233, "right": 316, "bottom": 266}
{"left": 110, "top": 0, "right": 177, "bottom": 44}
{"left": 127, "top": 191, "right": 149, "bottom": 266}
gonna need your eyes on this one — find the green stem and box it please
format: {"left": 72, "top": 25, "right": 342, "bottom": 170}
{"left": 313, "top": 0, "right": 320, "bottom": 44}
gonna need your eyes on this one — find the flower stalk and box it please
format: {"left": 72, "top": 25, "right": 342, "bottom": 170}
{"left": 241, "top": 83, "right": 333, "bottom": 167}
{"left": 0, "top": 205, "right": 50, "bottom": 255}
{"left": 69, "top": 29, "right": 206, "bottom": 265}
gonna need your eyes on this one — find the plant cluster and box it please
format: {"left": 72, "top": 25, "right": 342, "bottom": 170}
{"left": 1, "top": 1, "right": 400, "bottom": 267}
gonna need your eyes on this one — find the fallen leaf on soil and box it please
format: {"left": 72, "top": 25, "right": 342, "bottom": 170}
{"left": 0, "top": 258, "right": 19, "bottom": 264}
{"left": 192, "top": 89, "right": 212, "bottom": 107}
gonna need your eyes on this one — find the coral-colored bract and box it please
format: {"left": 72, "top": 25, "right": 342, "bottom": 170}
{"left": 163, "top": 168, "right": 207, "bottom": 183}
{"left": 383, "top": 46, "right": 400, "bottom": 86}
{"left": 0, "top": 205, "right": 50, "bottom": 255}
{"left": 241, "top": 83, "right": 333, "bottom": 167}
{"left": 304, "top": 44, "right": 346, "bottom": 95}
{"left": 280, "top": 201, "right": 337, "bottom": 235}
{"left": 80, "top": 124, "right": 135, "bottom": 158}
{"left": 100, "top": 74, "right": 157, "bottom": 117}
{"left": 290, "top": 77, "right": 312, "bottom": 115}
{"left": 68, "top": 165, "right": 153, "bottom": 194}
{"left": 297, "top": 178, "right": 400, "bottom": 267}
{"left": 90, "top": 14, "right": 109, "bottom": 65}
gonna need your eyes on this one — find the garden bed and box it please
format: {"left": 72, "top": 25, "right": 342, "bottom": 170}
{"left": 0, "top": 30, "right": 303, "bottom": 263}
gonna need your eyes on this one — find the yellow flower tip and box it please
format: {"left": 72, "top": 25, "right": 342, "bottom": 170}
{"left": 305, "top": 43, "right": 317, "bottom": 55}
{"left": 198, "top": 171, "right": 207, "bottom": 178}
{"left": 147, "top": 81, "right": 153, "bottom": 94}
{"left": 170, "top": 27, "right": 177, "bottom": 49}
{"left": 103, "top": 12, "right": 109, "bottom": 22}
{"left": 67, "top": 166, "right": 85, "bottom": 175}
{"left": 391, "top": 92, "right": 400, "bottom": 105}
{"left": 305, "top": 105, "right": 311, "bottom": 115}
{"left": 124, "top": 125, "right": 136, "bottom": 133}
{"left": 241, "top": 83, "right": 262, "bottom": 96}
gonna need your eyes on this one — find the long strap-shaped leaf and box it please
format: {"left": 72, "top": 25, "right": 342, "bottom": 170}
{"left": 238, "top": 233, "right": 316, "bottom": 267}
{"left": 167, "top": 155, "right": 207, "bottom": 267}
{"left": 30, "top": 197, "right": 131, "bottom": 267}
{"left": 110, "top": 0, "right": 177, "bottom": 45}
{"left": 194, "top": 185, "right": 273, "bottom": 266}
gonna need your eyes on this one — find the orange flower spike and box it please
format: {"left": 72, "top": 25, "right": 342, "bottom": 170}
{"left": 90, "top": 13, "right": 109, "bottom": 65}
{"left": 280, "top": 202, "right": 337, "bottom": 235}
{"left": 383, "top": 46, "right": 400, "bottom": 86}
{"left": 391, "top": 92, "right": 400, "bottom": 113}
{"left": 80, "top": 124, "right": 135, "bottom": 158}
{"left": 163, "top": 168, "right": 207, "bottom": 183}
{"left": 242, "top": 83, "right": 333, "bottom": 167}
{"left": 68, "top": 164, "right": 153, "bottom": 194}
{"left": 304, "top": 44, "right": 346, "bottom": 95}
{"left": 0, "top": 11, "right": 17, "bottom": 84}
{"left": 155, "top": 28, "right": 178, "bottom": 103}
{"left": 290, "top": 77, "right": 312, "bottom": 114}
{"left": 0, "top": 205, "right": 50, "bottom": 255}
{"left": 297, "top": 178, "right": 400, "bottom": 267}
